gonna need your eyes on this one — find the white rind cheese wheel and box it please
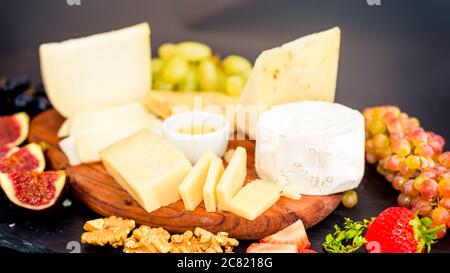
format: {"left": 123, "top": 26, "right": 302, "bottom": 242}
{"left": 255, "top": 101, "right": 365, "bottom": 195}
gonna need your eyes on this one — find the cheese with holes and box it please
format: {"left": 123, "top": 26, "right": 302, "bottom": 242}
{"left": 216, "top": 146, "right": 247, "bottom": 211}
{"left": 68, "top": 102, "right": 162, "bottom": 164}
{"left": 228, "top": 180, "right": 282, "bottom": 221}
{"left": 40, "top": 23, "right": 151, "bottom": 118}
{"left": 203, "top": 156, "right": 225, "bottom": 212}
{"left": 255, "top": 101, "right": 365, "bottom": 195}
{"left": 237, "top": 27, "right": 340, "bottom": 138}
{"left": 179, "top": 152, "right": 214, "bottom": 210}
{"left": 100, "top": 130, "right": 192, "bottom": 213}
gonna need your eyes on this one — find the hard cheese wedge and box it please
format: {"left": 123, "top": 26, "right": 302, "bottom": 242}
{"left": 100, "top": 129, "right": 192, "bottom": 213}
{"left": 216, "top": 146, "right": 247, "bottom": 211}
{"left": 69, "top": 102, "right": 162, "bottom": 164}
{"left": 203, "top": 156, "right": 225, "bottom": 212}
{"left": 40, "top": 23, "right": 151, "bottom": 118}
{"left": 179, "top": 152, "right": 214, "bottom": 210}
{"left": 228, "top": 180, "right": 282, "bottom": 221}
{"left": 237, "top": 27, "right": 341, "bottom": 138}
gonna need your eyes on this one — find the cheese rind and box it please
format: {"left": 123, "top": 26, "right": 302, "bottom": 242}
{"left": 179, "top": 152, "right": 214, "bottom": 211}
{"left": 255, "top": 101, "right": 365, "bottom": 195}
{"left": 40, "top": 23, "right": 151, "bottom": 118}
{"left": 237, "top": 27, "right": 341, "bottom": 138}
{"left": 100, "top": 130, "right": 192, "bottom": 213}
{"left": 203, "top": 156, "right": 225, "bottom": 212}
{"left": 228, "top": 180, "right": 282, "bottom": 221}
{"left": 71, "top": 102, "right": 162, "bottom": 163}
{"left": 216, "top": 146, "right": 247, "bottom": 211}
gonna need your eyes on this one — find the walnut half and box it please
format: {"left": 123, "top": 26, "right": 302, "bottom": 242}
{"left": 81, "top": 216, "right": 135, "bottom": 248}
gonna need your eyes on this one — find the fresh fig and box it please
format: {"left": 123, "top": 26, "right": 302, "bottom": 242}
{"left": 0, "top": 112, "right": 29, "bottom": 147}
{"left": 0, "top": 171, "right": 66, "bottom": 210}
{"left": 0, "top": 143, "right": 45, "bottom": 174}
{"left": 0, "top": 146, "right": 19, "bottom": 160}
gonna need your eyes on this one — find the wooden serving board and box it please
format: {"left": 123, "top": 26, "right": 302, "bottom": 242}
{"left": 29, "top": 109, "right": 342, "bottom": 240}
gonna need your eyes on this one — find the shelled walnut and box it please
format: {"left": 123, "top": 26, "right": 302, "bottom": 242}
{"left": 81, "top": 216, "right": 135, "bottom": 247}
{"left": 123, "top": 225, "right": 171, "bottom": 253}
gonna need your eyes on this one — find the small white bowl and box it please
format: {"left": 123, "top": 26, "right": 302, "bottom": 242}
{"left": 162, "top": 111, "right": 230, "bottom": 163}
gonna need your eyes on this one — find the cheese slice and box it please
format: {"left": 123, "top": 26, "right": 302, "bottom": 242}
{"left": 40, "top": 23, "right": 151, "bottom": 118}
{"left": 59, "top": 137, "right": 81, "bottom": 166}
{"left": 228, "top": 180, "right": 282, "bottom": 221}
{"left": 70, "top": 102, "right": 162, "bottom": 164}
{"left": 100, "top": 130, "right": 192, "bottom": 213}
{"left": 57, "top": 118, "right": 71, "bottom": 138}
{"left": 203, "top": 156, "right": 225, "bottom": 212}
{"left": 179, "top": 152, "right": 214, "bottom": 210}
{"left": 237, "top": 27, "right": 341, "bottom": 138}
{"left": 281, "top": 187, "right": 302, "bottom": 200}
{"left": 216, "top": 146, "right": 247, "bottom": 211}
{"left": 255, "top": 101, "right": 365, "bottom": 195}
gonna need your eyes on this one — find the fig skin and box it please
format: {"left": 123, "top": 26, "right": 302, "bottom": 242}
{"left": 0, "top": 146, "right": 19, "bottom": 160}
{"left": 0, "top": 112, "right": 29, "bottom": 148}
{"left": 0, "top": 171, "right": 66, "bottom": 210}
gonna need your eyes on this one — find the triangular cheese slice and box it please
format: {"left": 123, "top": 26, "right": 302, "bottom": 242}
{"left": 237, "top": 27, "right": 341, "bottom": 138}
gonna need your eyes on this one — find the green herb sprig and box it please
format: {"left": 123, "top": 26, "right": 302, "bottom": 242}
{"left": 322, "top": 217, "right": 372, "bottom": 253}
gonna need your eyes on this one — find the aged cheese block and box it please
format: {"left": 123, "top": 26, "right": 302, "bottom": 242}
{"left": 40, "top": 23, "right": 151, "bottom": 118}
{"left": 255, "top": 101, "right": 365, "bottom": 195}
{"left": 216, "top": 146, "right": 247, "bottom": 211}
{"left": 228, "top": 180, "right": 282, "bottom": 221}
{"left": 179, "top": 152, "right": 214, "bottom": 211}
{"left": 202, "top": 156, "right": 225, "bottom": 212}
{"left": 237, "top": 27, "right": 341, "bottom": 138}
{"left": 100, "top": 130, "right": 192, "bottom": 213}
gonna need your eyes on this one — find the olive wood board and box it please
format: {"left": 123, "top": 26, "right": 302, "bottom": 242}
{"left": 29, "top": 109, "right": 342, "bottom": 240}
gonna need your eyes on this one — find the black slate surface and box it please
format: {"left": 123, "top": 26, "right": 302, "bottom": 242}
{"left": 0, "top": 0, "right": 449, "bottom": 253}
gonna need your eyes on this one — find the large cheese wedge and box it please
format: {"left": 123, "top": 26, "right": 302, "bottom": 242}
{"left": 237, "top": 27, "right": 341, "bottom": 138}
{"left": 228, "top": 180, "right": 282, "bottom": 221}
{"left": 100, "top": 130, "right": 192, "bottom": 213}
{"left": 203, "top": 156, "right": 225, "bottom": 212}
{"left": 40, "top": 23, "right": 151, "bottom": 118}
{"left": 179, "top": 152, "right": 214, "bottom": 210}
{"left": 68, "top": 102, "right": 162, "bottom": 164}
{"left": 216, "top": 146, "right": 247, "bottom": 211}
{"left": 255, "top": 101, "right": 365, "bottom": 195}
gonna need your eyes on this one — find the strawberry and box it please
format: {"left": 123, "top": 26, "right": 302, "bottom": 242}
{"left": 260, "top": 220, "right": 310, "bottom": 249}
{"left": 246, "top": 243, "right": 299, "bottom": 253}
{"left": 364, "top": 207, "right": 442, "bottom": 253}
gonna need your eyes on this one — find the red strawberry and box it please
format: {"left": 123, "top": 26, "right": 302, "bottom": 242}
{"left": 260, "top": 220, "right": 310, "bottom": 249}
{"left": 364, "top": 207, "right": 442, "bottom": 253}
{"left": 246, "top": 243, "right": 299, "bottom": 253}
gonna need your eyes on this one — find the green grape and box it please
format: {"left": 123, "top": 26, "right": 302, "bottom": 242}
{"left": 162, "top": 57, "right": 189, "bottom": 84}
{"left": 158, "top": 43, "right": 178, "bottom": 60}
{"left": 177, "top": 65, "right": 198, "bottom": 92}
{"left": 342, "top": 190, "right": 358, "bottom": 208}
{"left": 153, "top": 77, "right": 174, "bottom": 91}
{"left": 225, "top": 75, "right": 245, "bottom": 96}
{"left": 222, "top": 55, "right": 252, "bottom": 76}
{"left": 151, "top": 58, "right": 164, "bottom": 77}
{"left": 216, "top": 66, "right": 226, "bottom": 92}
{"left": 197, "top": 59, "right": 219, "bottom": 91}
{"left": 177, "top": 42, "right": 212, "bottom": 62}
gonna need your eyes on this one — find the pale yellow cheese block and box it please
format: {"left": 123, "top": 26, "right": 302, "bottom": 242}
{"left": 216, "top": 146, "right": 247, "bottom": 211}
{"left": 228, "top": 180, "right": 282, "bottom": 221}
{"left": 237, "top": 27, "right": 341, "bottom": 138}
{"left": 203, "top": 156, "right": 225, "bottom": 212}
{"left": 100, "top": 129, "right": 192, "bottom": 213}
{"left": 179, "top": 152, "right": 214, "bottom": 211}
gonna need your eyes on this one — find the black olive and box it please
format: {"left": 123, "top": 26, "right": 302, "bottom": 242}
{"left": 13, "top": 92, "right": 34, "bottom": 109}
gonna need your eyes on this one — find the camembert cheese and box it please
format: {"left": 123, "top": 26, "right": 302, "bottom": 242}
{"left": 237, "top": 27, "right": 341, "bottom": 138}
{"left": 100, "top": 130, "right": 192, "bottom": 213}
{"left": 179, "top": 152, "right": 214, "bottom": 211}
{"left": 40, "top": 23, "right": 151, "bottom": 118}
{"left": 228, "top": 180, "right": 282, "bottom": 221}
{"left": 255, "top": 101, "right": 365, "bottom": 195}
{"left": 216, "top": 146, "right": 247, "bottom": 211}
{"left": 202, "top": 156, "right": 225, "bottom": 212}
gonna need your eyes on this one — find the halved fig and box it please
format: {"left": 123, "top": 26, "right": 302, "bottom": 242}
{"left": 0, "top": 112, "right": 29, "bottom": 147}
{"left": 0, "top": 146, "right": 19, "bottom": 160}
{"left": 0, "top": 143, "right": 45, "bottom": 174}
{"left": 0, "top": 171, "right": 66, "bottom": 210}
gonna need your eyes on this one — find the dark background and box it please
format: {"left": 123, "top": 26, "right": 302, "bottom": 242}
{"left": 0, "top": 0, "right": 449, "bottom": 253}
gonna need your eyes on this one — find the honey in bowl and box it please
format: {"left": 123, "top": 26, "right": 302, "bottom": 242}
{"left": 177, "top": 125, "right": 217, "bottom": 135}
